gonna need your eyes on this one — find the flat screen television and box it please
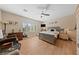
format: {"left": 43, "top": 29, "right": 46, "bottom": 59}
{"left": 41, "top": 24, "right": 46, "bottom": 27}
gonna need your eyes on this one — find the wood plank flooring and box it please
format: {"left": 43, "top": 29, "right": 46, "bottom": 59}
{"left": 19, "top": 36, "right": 76, "bottom": 55}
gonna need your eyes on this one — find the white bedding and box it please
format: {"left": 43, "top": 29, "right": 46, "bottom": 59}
{"left": 39, "top": 31, "right": 59, "bottom": 38}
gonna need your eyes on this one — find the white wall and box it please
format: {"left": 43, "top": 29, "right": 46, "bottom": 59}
{"left": 1, "top": 10, "right": 41, "bottom": 35}
{"left": 21, "top": 17, "right": 41, "bottom": 36}
{"left": 44, "top": 15, "right": 76, "bottom": 30}
{"left": 76, "top": 6, "right": 79, "bottom": 45}
{"left": 0, "top": 10, "right": 2, "bottom": 29}
{"left": 2, "top": 11, "right": 22, "bottom": 33}
{"left": 75, "top": 5, "right": 79, "bottom": 54}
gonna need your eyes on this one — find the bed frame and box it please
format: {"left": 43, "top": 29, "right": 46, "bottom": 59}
{"left": 39, "top": 27, "right": 63, "bottom": 44}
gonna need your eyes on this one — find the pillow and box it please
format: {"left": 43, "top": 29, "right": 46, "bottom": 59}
{"left": 51, "top": 29, "right": 54, "bottom": 31}
{"left": 48, "top": 28, "right": 56, "bottom": 32}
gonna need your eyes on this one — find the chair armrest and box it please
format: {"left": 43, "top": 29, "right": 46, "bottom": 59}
{"left": 0, "top": 37, "right": 17, "bottom": 45}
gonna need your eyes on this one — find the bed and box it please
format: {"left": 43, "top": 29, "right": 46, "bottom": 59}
{"left": 39, "top": 27, "right": 64, "bottom": 44}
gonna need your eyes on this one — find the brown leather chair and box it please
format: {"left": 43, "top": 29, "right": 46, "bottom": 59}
{"left": 0, "top": 37, "right": 21, "bottom": 53}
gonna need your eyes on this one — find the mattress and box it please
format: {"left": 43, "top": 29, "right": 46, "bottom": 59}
{"left": 39, "top": 31, "right": 59, "bottom": 38}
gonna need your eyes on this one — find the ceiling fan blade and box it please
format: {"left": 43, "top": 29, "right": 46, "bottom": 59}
{"left": 41, "top": 13, "right": 50, "bottom": 16}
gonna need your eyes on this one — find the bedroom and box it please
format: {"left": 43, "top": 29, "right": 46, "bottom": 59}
{"left": 0, "top": 4, "right": 77, "bottom": 55}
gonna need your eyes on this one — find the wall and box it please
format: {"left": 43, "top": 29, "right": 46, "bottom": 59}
{"left": 76, "top": 9, "right": 79, "bottom": 44}
{"left": 76, "top": 5, "right": 79, "bottom": 54}
{"left": 2, "top": 11, "right": 22, "bottom": 33}
{"left": 75, "top": 5, "right": 79, "bottom": 44}
{"left": 1, "top": 10, "right": 41, "bottom": 36}
{"left": 44, "top": 15, "right": 76, "bottom": 30}
{"left": 21, "top": 16, "right": 41, "bottom": 36}
{"left": 0, "top": 10, "right": 2, "bottom": 29}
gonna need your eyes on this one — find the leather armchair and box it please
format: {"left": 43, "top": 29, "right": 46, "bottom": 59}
{"left": 0, "top": 37, "right": 21, "bottom": 55}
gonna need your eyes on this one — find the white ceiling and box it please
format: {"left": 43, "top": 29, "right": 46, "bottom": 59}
{"left": 0, "top": 4, "right": 77, "bottom": 21}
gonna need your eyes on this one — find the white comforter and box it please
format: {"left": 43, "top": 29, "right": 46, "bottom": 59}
{"left": 40, "top": 31, "right": 59, "bottom": 38}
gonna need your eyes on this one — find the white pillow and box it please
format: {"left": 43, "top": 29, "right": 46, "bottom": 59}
{"left": 48, "top": 28, "right": 56, "bottom": 32}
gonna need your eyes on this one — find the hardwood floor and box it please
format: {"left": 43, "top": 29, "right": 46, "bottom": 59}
{"left": 19, "top": 36, "right": 76, "bottom": 55}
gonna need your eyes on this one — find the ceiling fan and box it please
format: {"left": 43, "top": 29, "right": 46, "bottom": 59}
{"left": 40, "top": 4, "right": 50, "bottom": 18}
